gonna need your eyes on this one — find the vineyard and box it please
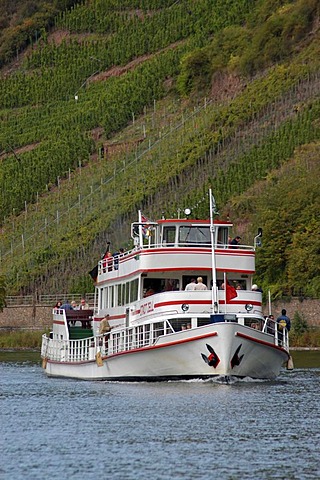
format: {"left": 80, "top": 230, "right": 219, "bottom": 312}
{"left": 0, "top": 0, "right": 319, "bottom": 299}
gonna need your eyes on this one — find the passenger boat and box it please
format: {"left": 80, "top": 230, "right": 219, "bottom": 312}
{"left": 41, "top": 191, "right": 290, "bottom": 381}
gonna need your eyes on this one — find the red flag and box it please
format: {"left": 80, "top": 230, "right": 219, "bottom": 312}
{"left": 140, "top": 212, "right": 152, "bottom": 238}
{"left": 226, "top": 283, "right": 238, "bottom": 302}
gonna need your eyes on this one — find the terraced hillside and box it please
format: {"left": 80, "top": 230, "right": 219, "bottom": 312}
{"left": 0, "top": 0, "right": 319, "bottom": 300}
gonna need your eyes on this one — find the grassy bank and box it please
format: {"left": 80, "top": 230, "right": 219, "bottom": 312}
{"left": 0, "top": 330, "right": 46, "bottom": 350}
{"left": 289, "top": 330, "right": 320, "bottom": 349}
{"left": 0, "top": 328, "right": 319, "bottom": 350}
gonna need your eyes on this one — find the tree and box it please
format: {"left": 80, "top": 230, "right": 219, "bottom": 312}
{"left": 291, "top": 311, "right": 308, "bottom": 335}
{"left": 0, "top": 275, "right": 6, "bottom": 311}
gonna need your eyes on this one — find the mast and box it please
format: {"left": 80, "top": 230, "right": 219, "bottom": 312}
{"left": 138, "top": 210, "right": 143, "bottom": 247}
{"left": 209, "top": 189, "right": 219, "bottom": 313}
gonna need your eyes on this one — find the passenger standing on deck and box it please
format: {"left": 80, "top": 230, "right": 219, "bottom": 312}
{"left": 194, "top": 277, "right": 207, "bottom": 290}
{"left": 99, "top": 315, "right": 111, "bottom": 348}
{"left": 277, "top": 309, "right": 291, "bottom": 331}
{"left": 267, "top": 314, "right": 275, "bottom": 334}
{"left": 185, "top": 278, "right": 196, "bottom": 291}
{"left": 99, "top": 315, "right": 111, "bottom": 335}
{"left": 276, "top": 309, "right": 291, "bottom": 345}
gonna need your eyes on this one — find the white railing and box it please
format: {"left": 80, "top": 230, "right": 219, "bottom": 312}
{"left": 6, "top": 293, "right": 95, "bottom": 307}
{"left": 41, "top": 333, "right": 108, "bottom": 362}
{"left": 261, "top": 317, "right": 289, "bottom": 350}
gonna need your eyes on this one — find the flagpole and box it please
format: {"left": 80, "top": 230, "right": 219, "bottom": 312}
{"left": 209, "top": 189, "right": 219, "bottom": 314}
{"left": 224, "top": 271, "right": 227, "bottom": 313}
{"left": 138, "top": 210, "right": 143, "bottom": 247}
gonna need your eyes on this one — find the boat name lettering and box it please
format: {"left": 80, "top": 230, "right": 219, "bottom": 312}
{"left": 140, "top": 301, "right": 154, "bottom": 315}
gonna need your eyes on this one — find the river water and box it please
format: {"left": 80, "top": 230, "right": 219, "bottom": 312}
{"left": 0, "top": 351, "right": 319, "bottom": 480}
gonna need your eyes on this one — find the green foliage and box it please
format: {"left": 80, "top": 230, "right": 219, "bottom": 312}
{"left": 0, "top": 0, "right": 319, "bottom": 298}
{"left": 239, "top": 0, "right": 319, "bottom": 75}
{"left": 292, "top": 311, "right": 309, "bottom": 335}
{"left": 0, "top": 0, "right": 82, "bottom": 67}
{"left": 177, "top": 48, "right": 211, "bottom": 96}
{"left": 230, "top": 140, "right": 320, "bottom": 299}
{"left": 0, "top": 329, "right": 43, "bottom": 349}
{"left": 0, "top": 275, "right": 6, "bottom": 311}
{"left": 289, "top": 328, "right": 320, "bottom": 348}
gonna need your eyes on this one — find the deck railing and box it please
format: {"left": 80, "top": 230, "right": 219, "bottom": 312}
{"left": 6, "top": 293, "right": 95, "bottom": 307}
{"left": 41, "top": 333, "right": 108, "bottom": 362}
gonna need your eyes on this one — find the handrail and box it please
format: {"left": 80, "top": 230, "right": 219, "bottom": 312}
{"left": 5, "top": 293, "right": 95, "bottom": 307}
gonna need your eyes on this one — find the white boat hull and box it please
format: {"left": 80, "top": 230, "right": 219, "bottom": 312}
{"left": 43, "top": 323, "right": 289, "bottom": 381}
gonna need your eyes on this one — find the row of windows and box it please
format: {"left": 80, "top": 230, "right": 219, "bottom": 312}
{"left": 99, "top": 278, "right": 139, "bottom": 309}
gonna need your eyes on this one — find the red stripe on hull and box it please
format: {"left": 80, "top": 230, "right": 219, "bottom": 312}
{"left": 236, "top": 332, "right": 290, "bottom": 357}
{"left": 107, "top": 331, "right": 218, "bottom": 359}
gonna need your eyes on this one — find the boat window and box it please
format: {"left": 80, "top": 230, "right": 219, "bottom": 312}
{"left": 109, "top": 285, "right": 114, "bottom": 308}
{"left": 178, "top": 226, "right": 210, "bottom": 246}
{"left": 217, "top": 227, "right": 229, "bottom": 246}
{"left": 244, "top": 317, "right": 262, "bottom": 329}
{"left": 168, "top": 318, "right": 193, "bottom": 331}
{"left": 162, "top": 226, "right": 176, "bottom": 246}
{"left": 182, "top": 276, "right": 208, "bottom": 290}
{"left": 197, "top": 317, "right": 213, "bottom": 327}
{"left": 153, "top": 322, "right": 164, "bottom": 340}
{"left": 125, "top": 282, "right": 130, "bottom": 303}
{"left": 117, "top": 284, "right": 122, "bottom": 306}
{"left": 130, "top": 278, "right": 139, "bottom": 302}
{"left": 143, "top": 278, "right": 179, "bottom": 297}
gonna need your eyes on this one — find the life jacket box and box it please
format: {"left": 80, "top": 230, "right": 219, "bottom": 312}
{"left": 210, "top": 314, "right": 225, "bottom": 323}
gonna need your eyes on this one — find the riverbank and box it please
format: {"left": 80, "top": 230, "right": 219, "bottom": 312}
{"left": 0, "top": 330, "right": 45, "bottom": 350}
{"left": 0, "top": 329, "right": 319, "bottom": 350}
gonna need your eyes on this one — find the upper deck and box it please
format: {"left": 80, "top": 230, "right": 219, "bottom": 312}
{"left": 97, "top": 217, "right": 256, "bottom": 284}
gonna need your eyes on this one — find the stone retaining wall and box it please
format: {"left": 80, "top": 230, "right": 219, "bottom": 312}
{"left": 0, "top": 298, "right": 319, "bottom": 330}
{"left": 0, "top": 306, "right": 52, "bottom": 330}
{"left": 263, "top": 298, "right": 320, "bottom": 326}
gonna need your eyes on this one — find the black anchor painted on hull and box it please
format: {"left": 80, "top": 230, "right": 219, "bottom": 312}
{"left": 230, "top": 344, "right": 244, "bottom": 368}
{"left": 201, "top": 344, "right": 220, "bottom": 368}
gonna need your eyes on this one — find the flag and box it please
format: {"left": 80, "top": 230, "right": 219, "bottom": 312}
{"left": 225, "top": 283, "right": 238, "bottom": 302}
{"left": 140, "top": 212, "right": 152, "bottom": 238}
{"left": 88, "top": 265, "right": 98, "bottom": 281}
{"left": 209, "top": 190, "right": 219, "bottom": 217}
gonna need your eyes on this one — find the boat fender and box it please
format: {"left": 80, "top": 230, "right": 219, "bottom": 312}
{"left": 42, "top": 358, "right": 48, "bottom": 369}
{"left": 286, "top": 355, "right": 294, "bottom": 370}
{"left": 96, "top": 351, "right": 103, "bottom": 367}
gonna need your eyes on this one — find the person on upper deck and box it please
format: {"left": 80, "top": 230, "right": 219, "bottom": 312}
{"left": 194, "top": 277, "right": 207, "bottom": 290}
{"left": 54, "top": 301, "right": 62, "bottom": 310}
{"left": 60, "top": 300, "right": 73, "bottom": 310}
{"left": 251, "top": 284, "right": 263, "bottom": 293}
{"left": 71, "top": 300, "right": 79, "bottom": 310}
{"left": 230, "top": 236, "right": 241, "bottom": 248}
{"left": 185, "top": 278, "right": 196, "bottom": 291}
{"left": 113, "top": 248, "right": 125, "bottom": 270}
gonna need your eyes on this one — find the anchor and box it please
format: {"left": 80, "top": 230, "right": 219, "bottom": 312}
{"left": 230, "top": 344, "right": 244, "bottom": 368}
{"left": 201, "top": 344, "right": 220, "bottom": 368}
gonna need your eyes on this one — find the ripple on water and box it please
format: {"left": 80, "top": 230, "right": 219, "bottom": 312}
{"left": 0, "top": 355, "right": 320, "bottom": 479}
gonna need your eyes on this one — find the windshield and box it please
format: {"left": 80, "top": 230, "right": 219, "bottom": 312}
{"left": 178, "top": 226, "right": 210, "bottom": 245}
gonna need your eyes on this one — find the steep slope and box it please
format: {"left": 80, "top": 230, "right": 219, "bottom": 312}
{"left": 0, "top": 0, "right": 319, "bottom": 300}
